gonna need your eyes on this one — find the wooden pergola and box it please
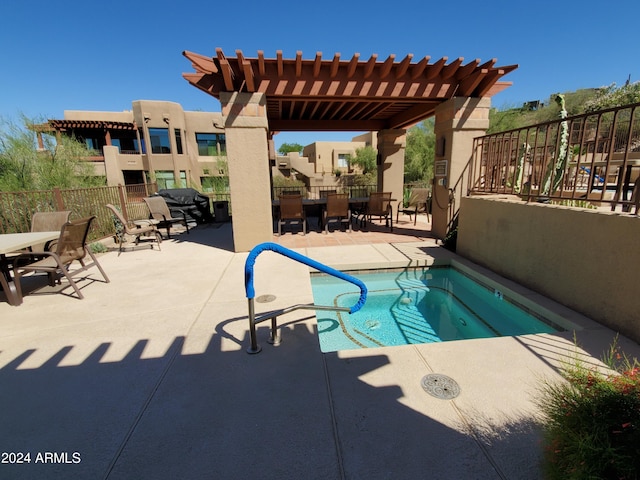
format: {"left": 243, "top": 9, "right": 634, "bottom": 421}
{"left": 182, "top": 48, "right": 517, "bottom": 133}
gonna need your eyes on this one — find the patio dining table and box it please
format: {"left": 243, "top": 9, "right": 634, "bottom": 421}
{"left": 0, "top": 231, "right": 60, "bottom": 306}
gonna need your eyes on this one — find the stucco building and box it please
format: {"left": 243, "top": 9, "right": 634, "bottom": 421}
{"left": 42, "top": 100, "right": 374, "bottom": 194}
{"left": 40, "top": 100, "right": 228, "bottom": 191}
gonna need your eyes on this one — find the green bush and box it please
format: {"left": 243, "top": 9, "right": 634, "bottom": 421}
{"left": 537, "top": 338, "right": 640, "bottom": 479}
{"left": 90, "top": 241, "right": 108, "bottom": 254}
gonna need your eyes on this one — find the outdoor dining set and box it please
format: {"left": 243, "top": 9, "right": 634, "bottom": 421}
{"left": 272, "top": 188, "right": 430, "bottom": 236}
{"left": 0, "top": 195, "right": 189, "bottom": 307}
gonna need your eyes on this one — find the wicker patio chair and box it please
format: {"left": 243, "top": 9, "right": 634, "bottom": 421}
{"left": 323, "top": 193, "right": 351, "bottom": 233}
{"left": 106, "top": 204, "right": 162, "bottom": 255}
{"left": 143, "top": 196, "right": 190, "bottom": 238}
{"left": 277, "top": 194, "right": 306, "bottom": 235}
{"left": 14, "top": 216, "right": 110, "bottom": 300}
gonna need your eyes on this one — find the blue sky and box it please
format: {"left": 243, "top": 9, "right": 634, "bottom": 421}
{"left": 2, "top": 0, "right": 638, "bottom": 150}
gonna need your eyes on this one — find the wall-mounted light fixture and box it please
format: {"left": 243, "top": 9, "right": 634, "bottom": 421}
{"left": 213, "top": 121, "right": 225, "bottom": 129}
{"left": 162, "top": 114, "right": 170, "bottom": 124}
{"left": 143, "top": 113, "right": 150, "bottom": 123}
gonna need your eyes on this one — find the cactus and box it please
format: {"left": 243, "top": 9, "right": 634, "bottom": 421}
{"left": 542, "top": 95, "right": 569, "bottom": 195}
{"left": 514, "top": 142, "right": 530, "bottom": 194}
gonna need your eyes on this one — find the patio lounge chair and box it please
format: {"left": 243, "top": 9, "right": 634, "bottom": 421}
{"left": 14, "top": 216, "right": 110, "bottom": 300}
{"left": 106, "top": 204, "right": 162, "bottom": 255}
{"left": 277, "top": 194, "right": 306, "bottom": 235}
{"left": 397, "top": 188, "right": 430, "bottom": 225}
{"left": 323, "top": 193, "right": 351, "bottom": 233}
{"left": 143, "top": 196, "right": 190, "bottom": 239}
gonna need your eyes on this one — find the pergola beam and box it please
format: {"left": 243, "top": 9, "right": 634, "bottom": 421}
{"left": 182, "top": 48, "right": 517, "bottom": 132}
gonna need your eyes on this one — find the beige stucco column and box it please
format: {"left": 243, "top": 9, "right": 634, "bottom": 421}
{"left": 432, "top": 97, "right": 491, "bottom": 239}
{"left": 219, "top": 92, "right": 273, "bottom": 252}
{"left": 376, "top": 129, "right": 406, "bottom": 211}
{"left": 103, "top": 146, "right": 125, "bottom": 186}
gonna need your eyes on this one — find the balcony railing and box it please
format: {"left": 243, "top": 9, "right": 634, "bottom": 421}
{"left": 469, "top": 102, "right": 640, "bottom": 213}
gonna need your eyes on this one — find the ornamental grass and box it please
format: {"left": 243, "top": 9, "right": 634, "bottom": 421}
{"left": 537, "top": 337, "right": 640, "bottom": 479}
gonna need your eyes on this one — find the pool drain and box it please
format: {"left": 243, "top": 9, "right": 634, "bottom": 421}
{"left": 256, "top": 294, "right": 276, "bottom": 303}
{"left": 421, "top": 374, "right": 460, "bottom": 400}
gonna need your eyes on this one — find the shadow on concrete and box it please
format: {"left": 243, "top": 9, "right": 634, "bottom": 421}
{"left": 172, "top": 222, "right": 235, "bottom": 252}
{"left": 0, "top": 317, "right": 548, "bottom": 479}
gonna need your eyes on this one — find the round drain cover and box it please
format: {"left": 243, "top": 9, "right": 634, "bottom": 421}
{"left": 256, "top": 294, "right": 276, "bottom": 303}
{"left": 421, "top": 374, "right": 460, "bottom": 400}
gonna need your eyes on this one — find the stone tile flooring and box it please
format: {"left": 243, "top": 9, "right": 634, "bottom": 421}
{"left": 273, "top": 212, "right": 434, "bottom": 249}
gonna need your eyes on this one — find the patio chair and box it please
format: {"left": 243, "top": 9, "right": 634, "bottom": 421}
{"left": 5, "top": 210, "right": 72, "bottom": 269}
{"left": 106, "top": 204, "right": 162, "bottom": 255}
{"left": 349, "top": 189, "right": 370, "bottom": 227}
{"left": 30, "top": 211, "right": 73, "bottom": 252}
{"left": 365, "top": 192, "right": 393, "bottom": 231}
{"left": 277, "top": 194, "right": 306, "bottom": 235}
{"left": 323, "top": 193, "right": 351, "bottom": 233}
{"left": 631, "top": 175, "right": 640, "bottom": 214}
{"left": 143, "top": 195, "right": 190, "bottom": 239}
{"left": 14, "top": 216, "right": 110, "bottom": 300}
{"left": 319, "top": 189, "right": 337, "bottom": 199}
{"left": 397, "top": 188, "right": 431, "bottom": 225}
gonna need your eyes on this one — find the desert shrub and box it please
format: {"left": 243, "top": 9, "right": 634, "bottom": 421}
{"left": 537, "top": 337, "right": 640, "bottom": 479}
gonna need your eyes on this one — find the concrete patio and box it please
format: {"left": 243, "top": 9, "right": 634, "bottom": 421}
{"left": 1, "top": 215, "right": 637, "bottom": 480}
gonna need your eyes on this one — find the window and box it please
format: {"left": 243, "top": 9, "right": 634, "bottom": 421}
{"left": 155, "top": 170, "right": 187, "bottom": 189}
{"left": 84, "top": 137, "right": 101, "bottom": 153}
{"left": 337, "top": 153, "right": 349, "bottom": 168}
{"left": 174, "top": 129, "right": 183, "bottom": 154}
{"left": 138, "top": 129, "right": 146, "bottom": 153}
{"left": 201, "top": 176, "right": 229, "bottom": 193}
{"left": 196, "top": 133, "right": 226, "bottom": 156}
{"left": 149, "top": 128, "right": 171, "bottom": 154}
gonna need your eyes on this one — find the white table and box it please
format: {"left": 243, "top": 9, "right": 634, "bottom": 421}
{"left": 0, "top": 231, "right": 59, "bottom": 306}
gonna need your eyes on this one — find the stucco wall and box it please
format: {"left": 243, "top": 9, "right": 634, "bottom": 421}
{"left": 457, "top": 196, "right": 640, "bottom": 342}
{"left": 302, "top": 141, "right": 365, "bottom": 175}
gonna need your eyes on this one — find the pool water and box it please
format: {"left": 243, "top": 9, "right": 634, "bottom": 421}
{"left": 310, "top": 266, "right": 560, "bottom": 352}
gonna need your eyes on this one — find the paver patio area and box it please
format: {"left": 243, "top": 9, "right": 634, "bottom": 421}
{"left": 0, "top": 216, "right": 637, "bottom": 479}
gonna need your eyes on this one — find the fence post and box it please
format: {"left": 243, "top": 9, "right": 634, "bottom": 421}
{"left": 53, "top": 188, "right": 64, "bottom": 210}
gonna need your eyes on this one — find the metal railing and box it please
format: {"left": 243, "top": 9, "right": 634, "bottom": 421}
{"left": 272, "top": 184, "right": 377, "bottom": 200}
{"left": 469, "top": 102, "right": 640, "bottom": 213}
{"left": 244, "top": 242, "right": 368, "bottom": 354}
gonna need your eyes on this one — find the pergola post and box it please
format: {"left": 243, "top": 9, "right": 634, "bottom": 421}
{"left": 219, "top": 92, "right": 273, "bottom": 252}
{"left": 377, "top": 129, "right": 406, "bottom": 211}
{"left": 431, "top": 97, "right": 491, "bottom": 239}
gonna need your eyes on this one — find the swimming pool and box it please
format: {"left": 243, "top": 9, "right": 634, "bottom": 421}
{"left": 310, "top": 266, "right": 563, "bottom": 352}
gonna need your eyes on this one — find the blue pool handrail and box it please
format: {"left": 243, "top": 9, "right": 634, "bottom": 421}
{"left": 244, "top": 242, "right": 368, "bottom": 353}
